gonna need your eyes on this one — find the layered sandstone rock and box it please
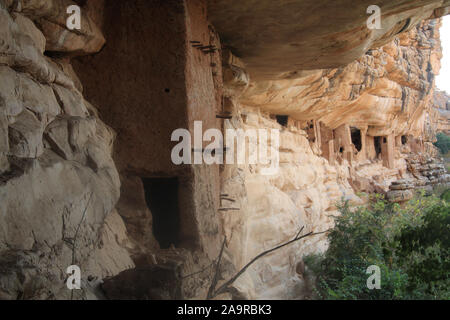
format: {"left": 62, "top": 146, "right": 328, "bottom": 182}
{"left": 208, "top": 0, "right": 450, "bottom": 79}
{"left": 432, "top": 90, "right": 450, "bottom": 133}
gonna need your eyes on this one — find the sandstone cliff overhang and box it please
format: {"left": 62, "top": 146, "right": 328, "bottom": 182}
{"left": 208, "top": 0, "right": 450, "bottom": 80}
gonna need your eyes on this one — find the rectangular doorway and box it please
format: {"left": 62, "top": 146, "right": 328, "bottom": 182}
{"left": 142, "top": 177, "right": 180, "bottom": 249}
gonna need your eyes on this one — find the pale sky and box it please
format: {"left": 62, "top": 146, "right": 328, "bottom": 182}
{"left": 436, "top": 16, "right": 450, "bottom": 93}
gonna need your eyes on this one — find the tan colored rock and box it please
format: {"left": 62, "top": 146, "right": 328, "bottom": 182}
{"left": 219, "top": 108, "right": 357, "bottom": 299}
{"left": 0, "top": 66, "right": 24, "bottom": 117}
{"left": 52, "top": 84, "right": 88, "bottom": 117}
{"left": 432, "top": 90, "right": 450, "bottom": 134}
{"left": 115, "top": 175, "right": 159, "bottom": 258}
{"left": 8, "top": 109, "right": 44, "bottom": 158}
{"left": 8, "top": 0, "right": 105, "bottom": 55}
{"left": 13, "top": 13, "right": 45, "bottom": 53}
{"left": 208, "top": 0, "right": 449, "bottom": 79}
{"left": 387, "top": 189, "right": 414, "bottom": 202}
{"left": 239, "top": 20, "right": 441, "bottom": 139}
{"left": 83, "top": 210, "right": 135, "bottom": 280}
{"left": 0, "top": 2, "right": 130, "bottom": 300}
{"left": 44, "top": 115, "right": 97, "bottom": 162}
{"left": 0, "top": 7, "right": 75, "bottom": 88}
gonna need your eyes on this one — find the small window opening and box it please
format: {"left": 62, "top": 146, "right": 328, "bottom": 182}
{"left": 383, "top": 137, "right": 387, "bottom": 143}
{"left": 374, "top": 137, "right": 382, "bottom": 157}
{"left": 401, "top": 135, "right": 408, "bottom": 145}
{"left": 142, "top": 177, "right": 180, "bottom": 249}
{"left": 275, "top": 115, "right": 288, "bottom": 127}
{"left": 350, "top": 127, "right": 362, "bottom": 152}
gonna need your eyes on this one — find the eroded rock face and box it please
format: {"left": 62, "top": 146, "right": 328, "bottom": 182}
{"left": 218, "top": 109, "right": 361, "bottom": 299}
{"left": 208, "top": 0, "right": 450, "bottom": 79}
{"left": 432, "top": 90, "right": 450, "bottom": 133}
{"left": 386, "top": 156, "right": 450, "bottom": 202}
{"left": 0, "top": 1, "right": 133, "bottom": 300}
{"left": 239, "top": 20, "right": 442, "bottom": 138}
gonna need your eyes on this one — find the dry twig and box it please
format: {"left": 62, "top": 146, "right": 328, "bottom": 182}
{"left": 206, "top": 226, "right": 328, "bottom": 299}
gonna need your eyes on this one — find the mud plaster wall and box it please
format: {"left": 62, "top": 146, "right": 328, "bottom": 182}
{"left": 185, "top": 0, "right": 222, "bottom": 258}
{"left": 73, "top": 0, "right": 188, "bottom": 176}
{"left": 73, "top": 0, "right": 222, "bottom": 257}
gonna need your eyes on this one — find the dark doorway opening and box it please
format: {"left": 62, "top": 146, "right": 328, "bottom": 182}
{"left": 374, "top": 136, "right": 382, "bottom": 157}
{"left": 275, "top": 115, "right": 288, "bottom": 127}
{"left": 142, "top": 178, "right": 180, "bottom": 249}
{"left": 401, "top": 135, "right": 408, "bottom": 145}
{"left": 351, "top": 127, "right": 362, "bottom": 152}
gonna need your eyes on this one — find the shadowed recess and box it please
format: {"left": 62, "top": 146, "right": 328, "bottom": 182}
{"left": 142, "top": 177, "right": 181, "bottom": 249}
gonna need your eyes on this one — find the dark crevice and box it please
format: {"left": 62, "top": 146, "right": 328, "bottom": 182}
{"left": 396, "top": 18, "right": 411, "bottom": 35}
{"left": 275, "top": 115, "right": 288, "bottom": 127}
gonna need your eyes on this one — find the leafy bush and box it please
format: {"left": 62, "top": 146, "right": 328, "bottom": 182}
{"left": 395, "top": 202, "right": 450, "bottom": 299}
{"left": 441, "top": 189, "right": 450, "bottom": 202}
{"left": 434, "top": 133, "right": 450, "bottom": 154}
{"left": 304, "top": 192, "right": 450, "bottom": 300}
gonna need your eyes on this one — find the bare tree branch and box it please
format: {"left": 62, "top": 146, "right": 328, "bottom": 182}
{"left": 181, "top": 260, "right": 216, "bottom": 280}
{"left": 71, "top": 192, "right": 93, "bottom": 265}
{"left": 207, "top": 227, "right": 329, "bottom": 299}
{"left": 70, "top": 192, "right": 93, "bottom": 300}
{"left": 294, "top": 226, "right": 305, "bottom": 240}
{"left": 207, "top": 237, "right": 226, "bottom": 300}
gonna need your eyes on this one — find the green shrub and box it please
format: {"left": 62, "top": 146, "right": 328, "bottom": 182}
{"left": 434, "top": 133, "right": 450, "bottom": 154}
{"left": 441, "top": 189, "right": 450, "bottom": 202}
{"left": 395, "top": 201, "right": 450, "bottom": 299}
{"left": 304, "top": 192, "right": 449, "bottom": 300}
